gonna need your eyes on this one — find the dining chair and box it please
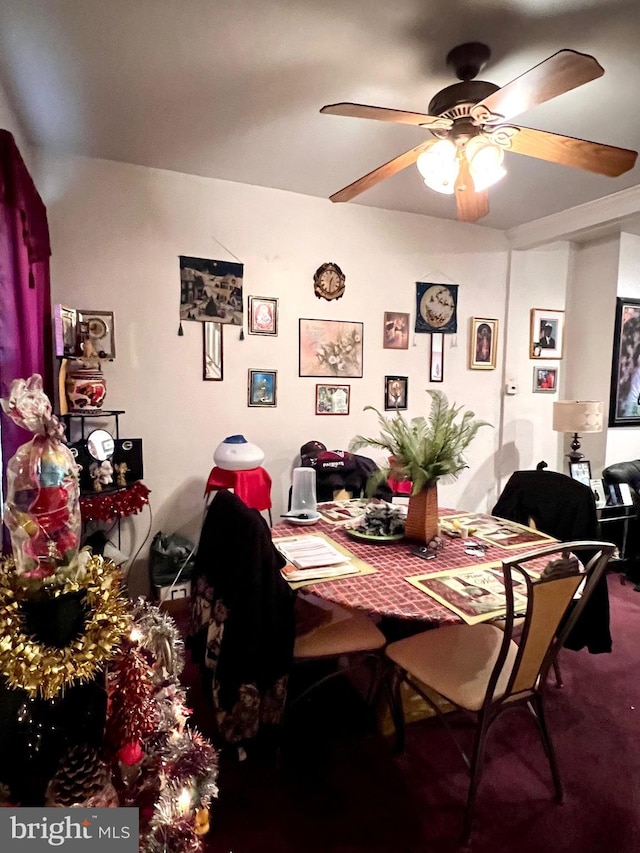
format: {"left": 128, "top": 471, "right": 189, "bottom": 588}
{"left": 384, "top": 540, "right": 616, "bottom": 843}
{"left": 492, "top": 468, "right": 611, "bottom": 686}
{"left": 289, "top": 591, "right": 386, "bottom": 709}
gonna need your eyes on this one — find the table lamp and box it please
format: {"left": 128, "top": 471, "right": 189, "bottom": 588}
{"left": 552, "top": 400, "right": 604, "bottom": 462}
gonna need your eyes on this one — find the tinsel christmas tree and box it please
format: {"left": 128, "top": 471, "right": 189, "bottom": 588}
{"left": 0, "top": 376, "right": 219, "bottom": 852}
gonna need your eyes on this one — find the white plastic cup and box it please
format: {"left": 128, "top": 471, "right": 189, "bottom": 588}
{"left": 290, "top": 467, "right": 317, "bottom": 514}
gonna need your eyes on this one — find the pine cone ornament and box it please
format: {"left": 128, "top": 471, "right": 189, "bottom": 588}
{"left": 45, "top": 744, "right": 119, "bottom": 808}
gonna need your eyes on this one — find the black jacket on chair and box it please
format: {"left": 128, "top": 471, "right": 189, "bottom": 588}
{"left": 189, "top": 489, "right": 296, "bottom": 745}
{"left": 492, "top": 469, "right": 612, "bottom": 654}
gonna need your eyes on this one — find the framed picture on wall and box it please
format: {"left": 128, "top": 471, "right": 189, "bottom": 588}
{"left": 315, "top": 384, "right": 350, "bottom": 415}
{"left": 248, "top": 296, "right": 278, "bottom": 335}
{"left": 299, "top": 319, "right": 363, "bottom": 377}
{"left": 469, "top": 317, "right": 498, "bottom": 369}
{"left": 532, "top": 365, "right": 558, "bottom": 393}
{"left": 248, "top": 370, "right": 277, "bottom": 407}
{"left": 608, "top": 297, "right": 640, "bottom": 427}
{"left": 383, "top": 312, "right": 409, "bottom": 349}
{"left": 530, "top": 308, "right": 564, "bottom": 360}
{"left": 385, "top": 376, "right": 408, "bottom": 410}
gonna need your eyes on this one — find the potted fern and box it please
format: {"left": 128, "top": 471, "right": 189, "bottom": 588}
{"left": 349, "top": 390, "right": 491, "bottom": 542}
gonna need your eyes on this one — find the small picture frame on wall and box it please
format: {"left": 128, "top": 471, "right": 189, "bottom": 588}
{"left": 469, "top": 317, "right": 498, "bottom": 370}
{"left": 532, "top": 365, "right": 558, "bottom": 393}
{"left": 430, "top": 333, "right": 444, "bottom": 382}
{"left": 383, "top": 312, "right": 409, "bottom": 350}
{"left": 77, "top": 310, "right": 116, "bottom": 359}
{"left": 569, "top": 459, "right": 592, "bottom": 487}
{"left": 203, "top": 322, "right": 223, "bottom": 380}
{"left": 385, "top": 376, "right": 408, "bottom": 410}
{"left": 248, "top": 369, "right": 277, "bottom": 407}
{"left": 530, "top": 308, "right": 564, "bottom": 360}
{"left": 248, "top": 296, "right": 278, "bottom": 336}
{"left": 315, "top": 384, "right": 350, "bottom": 415}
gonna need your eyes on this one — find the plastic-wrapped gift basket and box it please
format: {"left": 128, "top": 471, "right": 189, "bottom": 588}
{"left": 1, "top": 374, "right": 81, "bottom": 581}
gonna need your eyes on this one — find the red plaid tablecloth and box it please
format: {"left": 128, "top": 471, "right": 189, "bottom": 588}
{"left": 273, "top": 511, "right": 555, "bottom": 626}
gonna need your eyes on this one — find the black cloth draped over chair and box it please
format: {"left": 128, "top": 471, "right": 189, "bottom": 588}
{"left": 492, "top": 469, "right": 612, "bottom": 654}
{"left": 188, "top": 489, "right": 296, "bottom": 746}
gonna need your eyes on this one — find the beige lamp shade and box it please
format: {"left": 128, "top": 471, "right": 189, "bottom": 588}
{"left": 552, "top": 401, "right": 604, "bottom": 434}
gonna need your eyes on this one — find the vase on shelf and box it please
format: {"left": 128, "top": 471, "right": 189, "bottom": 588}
{"left": 65, "top": 364, "right": 107, "bottom": 413}
{"left": 404, "top": 482, "right": 439, "bottom": 543}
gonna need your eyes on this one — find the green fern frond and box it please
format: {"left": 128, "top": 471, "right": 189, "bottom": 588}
{"left": 348, "top": 390, "right": 492, "bottom": 493}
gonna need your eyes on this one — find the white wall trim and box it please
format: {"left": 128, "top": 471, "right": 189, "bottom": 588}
{"left": 506, "top": 185, "right": 640, "bottom": 250}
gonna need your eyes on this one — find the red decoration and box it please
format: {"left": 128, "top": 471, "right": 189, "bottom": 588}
{"left": 118, "top": 740, "right": 144, "bottom": 766}
{"left": 105, "top": 644, "right": 156, "bottom": 754}
{"left": 80, "top": 482, "right": 150, "bottom": 522}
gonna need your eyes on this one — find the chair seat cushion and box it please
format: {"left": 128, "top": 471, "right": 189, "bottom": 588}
{"left": 294, "top": 603, "right": 386, "bottom": 658}
{"left": 386, "top": 623, "right": 518, "bottom": 712}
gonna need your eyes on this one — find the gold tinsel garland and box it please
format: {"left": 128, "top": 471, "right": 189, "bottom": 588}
{"left": 0, "top": 554, "right": 131, "bottom": 699}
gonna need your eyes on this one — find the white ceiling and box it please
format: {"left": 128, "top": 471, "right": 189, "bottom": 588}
{"left": 0, "top": 0, "right": 638, "bottom": 230}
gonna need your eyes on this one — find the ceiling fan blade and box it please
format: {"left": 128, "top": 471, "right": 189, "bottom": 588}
{"left": 329, "top": 141, "right": 435, "bottom": 203}
{"left": 455, "top": 159, "right": 489, "bottom": 223}
{"left": 474, "top": 49, "right": 604, "bottom": 124}
{"left": 508, "top": 125, "right": 638, "bottom": 177}
{"left": 321, "top": 102, "right": 452, "bottom": 130}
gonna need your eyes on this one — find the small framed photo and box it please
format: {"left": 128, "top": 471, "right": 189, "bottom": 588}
{"left": 383, "top": 312, "right": 409, "bottom": 350}
{"left": 532, "top": 365, "right": 558, "bottom": 393}
{"left": 248, "top": 369, "right": 277, "bottom": 407}
{"left": 530, "top": 308, "right": 564, "bottom": 360}
{"left": 315, "top": 384, "right": 350, "bottom": 415}
{"left": 77, "top": 310, "right": 116, "bottom": 359}
{"left": 469, "top": 317, "right": 498, "bottom": 369}
{"left": 203, "top": 322, "right": 223, "bottom": 381}
{"left": 590, "top": 478, "right": 607, "bottom": 509}
{"left": 385, "top": 376, "right": 408, "bottom": 410}
{"left": 569, "top": 460, "right": 592, "bottom": 487}
{"left": 54, "top": 304, "right": 78, "bottom": 357}
{"left": 430, "top": 333, "right": 444, "bottom": 383}
{"left": 248, "top": 296, "right": 278, "bottom": 336}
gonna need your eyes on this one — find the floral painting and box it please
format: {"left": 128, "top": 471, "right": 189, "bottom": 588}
{"left": 299, "top": 319, "right": 363, "bottom": 378}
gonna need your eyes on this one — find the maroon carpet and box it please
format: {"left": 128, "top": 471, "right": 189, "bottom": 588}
{"left": 185, "top": 574, "right": 640, "bottom": 853}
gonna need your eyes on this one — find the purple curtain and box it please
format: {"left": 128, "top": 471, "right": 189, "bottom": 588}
{"left": 0, "top": 131, "right": 52, "bottom": 553}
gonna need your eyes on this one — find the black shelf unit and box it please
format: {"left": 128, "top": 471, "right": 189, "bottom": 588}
{"left": 61, "top": 409, "right": 125, "bottom": 442}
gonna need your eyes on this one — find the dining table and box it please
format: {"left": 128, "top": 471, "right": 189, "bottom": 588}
{"left": 272, "top": 505, "right": 558, "bottom": 628}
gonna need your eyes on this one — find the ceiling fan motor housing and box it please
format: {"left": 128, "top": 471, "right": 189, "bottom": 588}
{"left": 428, "top": 80, "right": 500, "bottom": 120}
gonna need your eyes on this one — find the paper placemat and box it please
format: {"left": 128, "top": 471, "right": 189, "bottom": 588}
{"left": 274, "top": 530, "right": 378, "bottom": 589}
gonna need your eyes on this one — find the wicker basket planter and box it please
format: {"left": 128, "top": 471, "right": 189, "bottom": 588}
{"left": 404, "top": 483, "right": 439, "bottom": 543}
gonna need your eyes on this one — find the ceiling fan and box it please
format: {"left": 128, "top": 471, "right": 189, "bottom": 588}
{"left": 320, "top": 43, "right": 638, "bottom": 223}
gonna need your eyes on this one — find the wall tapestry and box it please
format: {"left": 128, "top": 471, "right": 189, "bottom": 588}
{"left": 179, "top": 256, "right": 243, "bottom": 325}
{"left": 609, "top": 296, "right": 640, "bottom": 427}
{"left": 415, "top": 283, "right": 458, "bottom": 333}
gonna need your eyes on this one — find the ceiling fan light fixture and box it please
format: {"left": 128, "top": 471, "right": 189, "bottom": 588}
{"left": 416, "top": 139, "right": 457, "bottom": 194}
{"left": 465, "top": 136, "right": 506, "bottom": 192}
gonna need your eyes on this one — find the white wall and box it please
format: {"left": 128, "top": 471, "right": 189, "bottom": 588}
{"left": 564, "top": 235, "right": 621, "bottom": 475}
{"left": 37, "top": 152, "right": 513, "bottom": 590}
{"left": 501, "top": 243, "right": 573, "bottom": 476}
